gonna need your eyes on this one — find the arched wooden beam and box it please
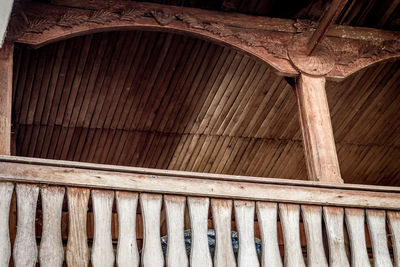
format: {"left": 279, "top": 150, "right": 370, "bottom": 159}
{"left": 6, "top": 1, "right": 400, "bottom": 80}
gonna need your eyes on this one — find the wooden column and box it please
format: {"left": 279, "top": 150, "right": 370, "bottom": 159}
{"left": 295, "top": 74, "right": 342, "bottom": 183}
{"left": 0, "top": 43, "right": 13, "bottom": 155}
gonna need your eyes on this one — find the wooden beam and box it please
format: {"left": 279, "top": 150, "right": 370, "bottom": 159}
{"left": 295, "top": 74, "right": 342, "bottom": 183}
{"left": 306, "top": 0, "right": 348, "bottom": 56}
{"left": 6, "top": 1, "right": 400, "bottom": 80}
{"left": 0, "top": 156, "right": 400, "bottom": 209}
{"left": 0, "top": 43, "right": 13, "bottom": 155}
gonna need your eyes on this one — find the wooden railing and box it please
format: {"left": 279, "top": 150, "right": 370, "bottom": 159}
{"left": 0, "top": 156, "right": 399, "bottom": 266}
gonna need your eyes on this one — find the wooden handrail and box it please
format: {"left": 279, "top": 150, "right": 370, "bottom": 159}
{"left": 0, "top": 156, "right": 399, "bottom": 210}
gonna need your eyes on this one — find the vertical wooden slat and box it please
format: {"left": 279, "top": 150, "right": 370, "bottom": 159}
{"left": 279, "top": 203, "right": 305, "bottom": 267}
{"left": 187, "top": 197, "right": 212, "bottom": 267}
{"left": 366, "top": 209, "right": 392, "bottom": 267}
{"left": 256, "top": 202, "right": 283, "bottom": 267}
{"left": 39, "top": 186, "right": 65, "bottom": 267}
{"left": 116, "top": 191, "right": 139, "bottom": 267}
{"left": 91, "top": 190, "right": 115, "bottom": 267}
{"left": 323, "top": 207, "right": 350, "bottom": 267}
{"left": 66, "top": 187, "right": 90, "bottom": 267}
{"left": 164, "top": 195, "right": 188, "bottom": 267}
{"left": 0, "top": 43, "right": 13, "bottom": 155}
{"left": 388, "top": 211, "right": 400, "bottom": 267}
{"left": 295, "top": 74, "right": 342, "bottom": 183}
{"left": 140, "top": 193, "right": 164, "bottom": 267}
{"left": 344, "top": 208, "right": 370, "bottom": 267}
{"left": 234, "top": 200, "right": 259, "bottom": 267}
{"left": 301, "top": 205, "right": 328, "bottom": 267}
{"left": 0, "top": 182, "right": 13, "bottom": 267}
{"left": 211, "top": 199, "right": 236, "bottom": 267}
{"left": 13, "top": 184, "right": 39, "bottom": 267}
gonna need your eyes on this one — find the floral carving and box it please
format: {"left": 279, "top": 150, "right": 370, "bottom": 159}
{"left": 176, "top": 13, "right": 204, "bottom": 29}
{"left": 120, "top": 8, "right": 145, "bottom": 22}
{"left": 150, "top": 9, "right": 175, "bottom": 26}
{"left": 293, "top": 19, "right": 318, "bottom": 33}
{"left": 27, "top": 17, "right": 55, "bottom": 33}
{"left": 57, "top": 11, "right": 89, "bottom": 28}
{"left": 88, "top": 10, "right": 119, "bottom": 24}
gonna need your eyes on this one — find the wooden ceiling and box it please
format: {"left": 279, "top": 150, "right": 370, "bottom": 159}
{"left": 11, "top": 29, "right": 400, "bottom": 186}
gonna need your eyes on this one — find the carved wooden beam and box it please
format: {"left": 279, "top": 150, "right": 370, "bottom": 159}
{"left": 6, "top": 1, "right": 400, "bottom": 80}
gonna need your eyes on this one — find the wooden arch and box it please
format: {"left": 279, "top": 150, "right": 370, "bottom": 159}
{"left": 6, "top": 1, "right": 400, "bottom": 80}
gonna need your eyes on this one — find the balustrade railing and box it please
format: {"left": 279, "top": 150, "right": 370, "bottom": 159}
{"left": 0, "top": 156, "right": 399, "bottom": 266}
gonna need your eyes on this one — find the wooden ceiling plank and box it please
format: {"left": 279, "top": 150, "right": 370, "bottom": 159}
{"left": 102, "top": 129, "right": 121, "bottom": 164}
{"left": 222, "top": 64, "right": 264, "bottom": 137}
{"left": 120, "top": 32, "right": 167, "bottom": 130}
{"left": 186, "top": 134, "right": 208, "bottom": 171}
{"left": 89, "top": 32, "right": 129, "bottom": 129}
{"left": 102, "top": 31, "right": 141, "bottom": 129}
{"left": 203, "top": 55, "right": 249, "bottom": 135}
{"left": 61, "top": 34, "right": 94, "bottom": 128}
{"left": 184, "top": 47, "right": 230, "bottom": 135}
{"left": 68, "top": 34, "right": 103, "bottom": 129}
{"left": 198, "top": 53, "right": 244, "bottom": 135}
{"left": 192, "top": 135, "right": 217, "bottom": 172}
{"left": 138, "top": 35, "right": 191, "bottom": 131}
{"left": 82, "top": 32, "right": 122, "bottom": 128}
{"left": 155, "top": 133, "right": 176, "bottom": 169}
{"left": 97, "top": 32, "right": 136, "bottom": 129}
{"left": 172, "top": 44, "right": 221, "bottom": 134}
{"left": 113, "top": 31, "right": 155, "bottom": 130}
{"left": 212, "top": 57, "right": 254, "bottom": 135}
{"left": 188, "top": 48, "right": 235, "bottom": 135}
{"left": 208, "top": 136, "right": 231, "bottom": 173}
{"left": 75, "top": 32, "right": 111, "bottom": 128}
{"left": 233, "top": 66, "right": 271, "bottom": 137}
{"left": 168, "top": 133, "right": 192, "bottom": 170}
{"left": 97, "top": 128, "right": 116, "bottom": 164}
{"left": 59, "top": 127, "right": 75, "bottom": 160}
{"left": 216, "top": 61, "right": 258, "bottom": 136}
{"left": 149, "top": 38, "right": 200, "bottom": 133}
{"left": 179, "top": 134, "right": 201, "bottom": 170}
{"left": 157, "top": 39, "right": 205, "bottom": 133}
{"left": 215, "top": 136, "right": 237, "bottom": 173}
{"left": 26, "top": 125, "right": 40, "bottom": 158}
{"left": 17, "top": 49, "right": 39, "bottom": 125}
{"left": 54, "top": 36, "right": 86, "bottom": 126}
{"left": 129, "top": 33, "right": 176, "bottom": 131}
{"left": 247, "top": 73, "right": 285, "bottom": 138}
{"left": 46, "top": 125, "right": 62, "bottom": 159}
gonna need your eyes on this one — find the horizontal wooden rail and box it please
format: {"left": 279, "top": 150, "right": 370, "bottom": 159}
{"left": 0, "top": 156, "right": 399, "bottom": 210}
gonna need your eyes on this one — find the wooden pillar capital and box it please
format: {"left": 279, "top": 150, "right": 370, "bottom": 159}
{"left": 295, "top": 73, "right": 343, "bottom": 183}
{"left": 0, "top": 42, "right": 13, "bottom": 155}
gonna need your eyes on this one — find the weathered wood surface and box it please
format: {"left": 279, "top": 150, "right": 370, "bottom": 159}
{"left": 388, "top": 211, "right": 400, "bottom": 267}
{"left": 187, "top": 197, "right": 212, "bottom": 267}
{"left": 1, "top": 157, "right": 400, "bottom": 210}
{"left": 295, "top": 74, "right": 342, "bottom": 183}
{"left": 279, "top": 204, "right": 305, "bottom": 267}
{"left": 8, "top": 1, "right": 400, "bottom": 79}
{"left": 116, "top": 191, "right": 139, "bottom": 267}
{"left": 211, "top": 199, "right": 236, "bottom": 267}
{"left": 0, "top": 43, "right": 12, "bottom": 155}
{"left": 0, "top": 182, "right": 13, "bottom": 267}
{"left": 13, "top": 184, "right": 39, "bottom": 267}
{"left": 140, "top": 193, "right": 164, "bottom": 267}
{"left": 66, "top": 187, "right": 90, "bottom": 267}
{"left": 234, "top": 200, "right": 259, "bottom": 267}
{"left": 344, "top": 208, "right": 370, "bottom": 267}
{"left": 323, "top": 207, "right": 350, "bottom": 267}
{"left": 366, "top": 210, "right": 392, "bottom": 267}
{"left": 164, "top": 195, "right": 188, "bottom": 267}
{"left": 301, "top": 205, "right": 328, "bottom": 267}
{"left": 40, "top": 186, "right": 65, "bottom": 267}
{"left": 91, "top": 190, "right": 115, "bottom": 267}
{"left": 256, "top": 202, "right": 283, "bottom": 267}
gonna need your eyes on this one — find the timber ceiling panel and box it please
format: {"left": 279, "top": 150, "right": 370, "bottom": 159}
{"left": 12, "top": 30, "right": 400, "bottom": 185}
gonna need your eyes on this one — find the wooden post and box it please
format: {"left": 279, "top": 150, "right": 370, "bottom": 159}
{"left": 295, "top": 73, "right": 343, "bottom": 183}
{"left": 0, "top": 42, "right": 13, "bottom": 155}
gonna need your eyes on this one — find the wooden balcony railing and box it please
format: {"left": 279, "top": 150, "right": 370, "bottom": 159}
{"left": 0, "top": 156, "right": 399, "bottom": 266}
